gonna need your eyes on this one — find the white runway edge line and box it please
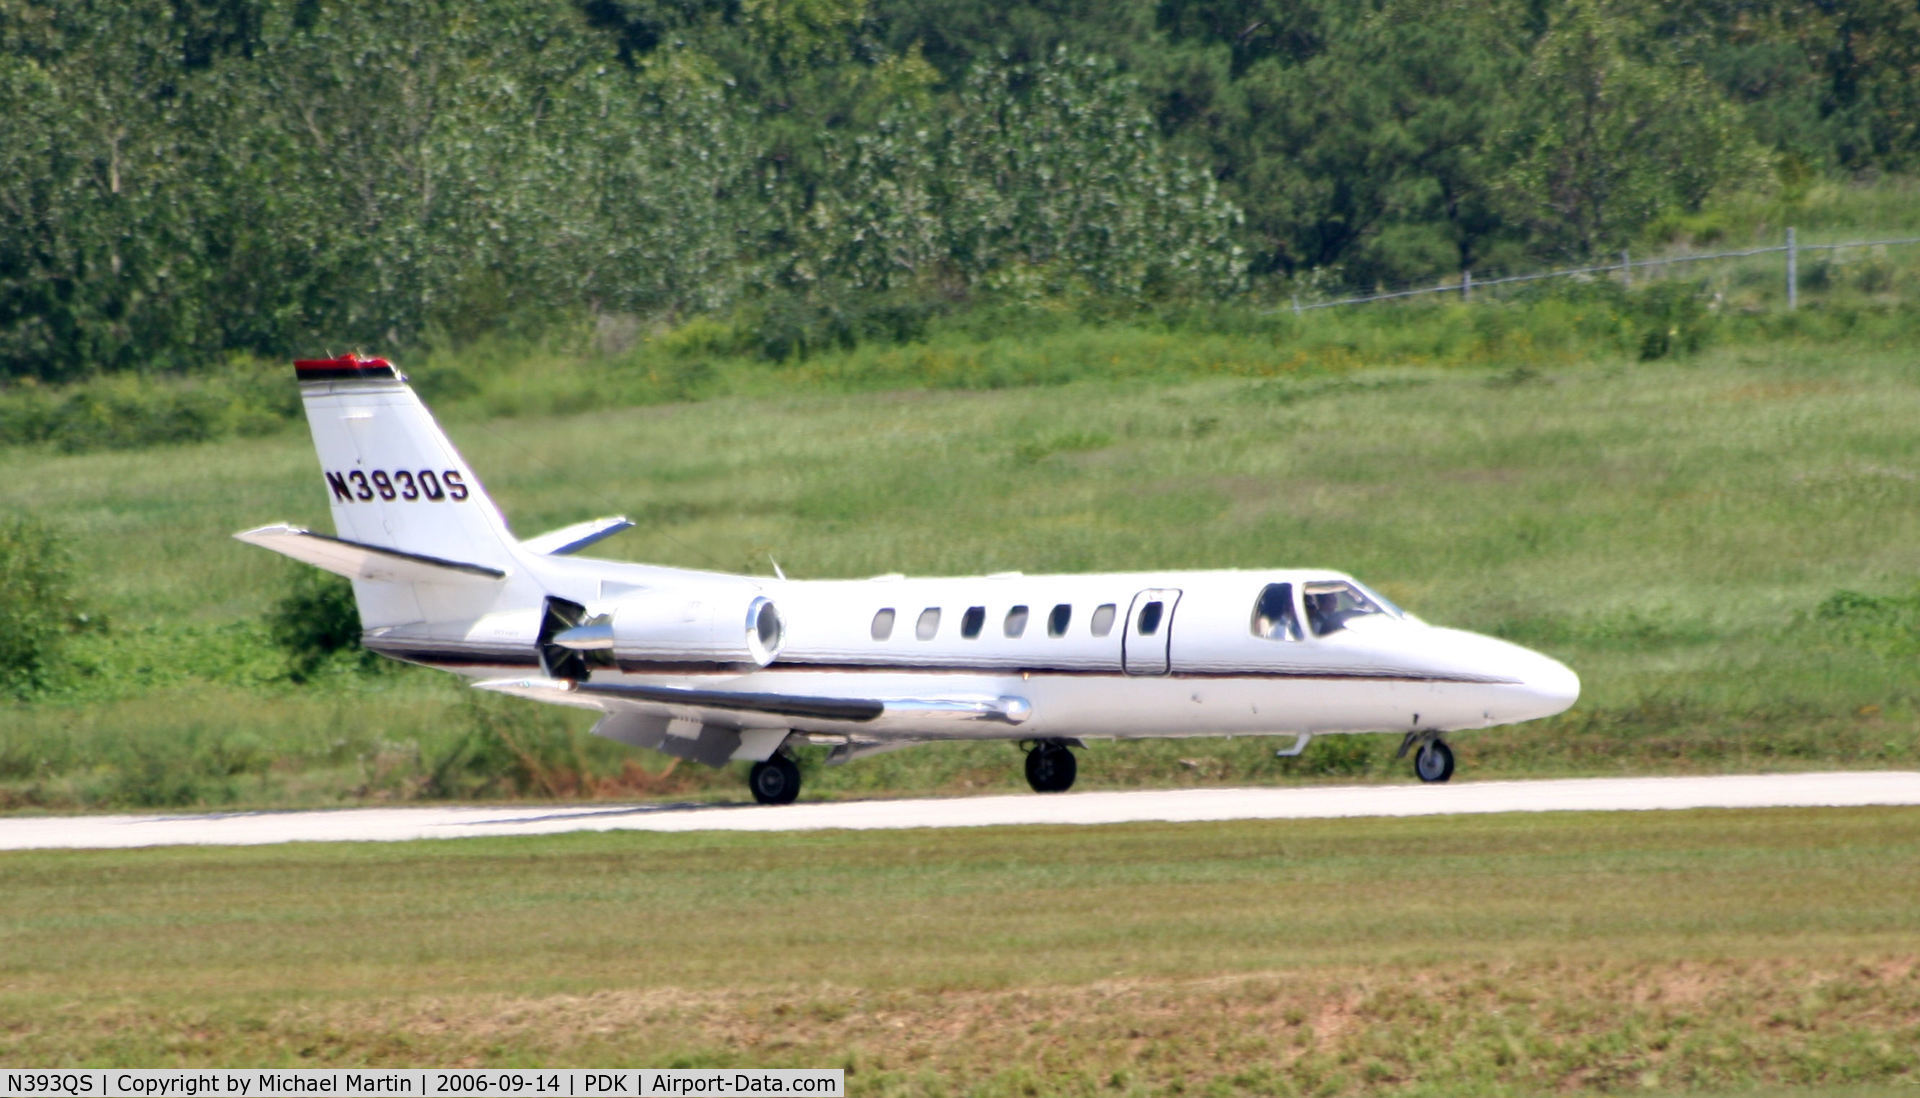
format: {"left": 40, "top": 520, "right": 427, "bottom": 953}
{"left": 3, "top": 772, "right": 1919, "bottom": 851}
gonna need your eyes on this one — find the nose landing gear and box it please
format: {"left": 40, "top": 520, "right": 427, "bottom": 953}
{"left": 1398, "top": 730, "right": 1456, "bottom": 783}
{"left": 1413, "top": 739, "right": 1455, "bottom": 783}
{"left": 1023, "top": 740, "right": 1078, "bottom": 793}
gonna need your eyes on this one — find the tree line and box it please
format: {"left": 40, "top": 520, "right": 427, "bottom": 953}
{"left": 2, "top": 0, "right": 1914, "bottom": 382}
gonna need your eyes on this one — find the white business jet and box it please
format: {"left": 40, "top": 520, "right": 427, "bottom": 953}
{"left": 237, "top": 355, "right": 1579, "bottom": 804}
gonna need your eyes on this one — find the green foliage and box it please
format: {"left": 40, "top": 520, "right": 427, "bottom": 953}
{"left": 423, "top": 693, "right": 652, "bottom": 801}
{"left": 99, "top": 723, "right": 274, "bottom": 808}
{"left": 0, "top": 517, "right": 79, "bottom": 698}
{"left": 266, "top": 569, "right": 380, "bottom": 682}
{"left": 0, "top": 1, "right": 1246, "bottom": 380}
{"left": 7, "top": 0, "right": 1915, "bottom": 382}
{"left": 11, "top": 236, "right": 1912, "bottom": 454}
{"left": 0, "top": 6, "right": 221, "bottom": 380}
{"left": 1628, "top": 280, "right": 1718, "bottom": 361}
{"left": 816, "top": 51, "right": 1245, "bottom": 302}
{"left": 1498, "top": 0, "right": 1758, "bottom": 261}
{"left": 1242, "top": 0, "right": 1528, "bottom": 280}
{"left": 0, "top": 356, "right": 294, "bottom": 449}
{"left": 1817, "top": 587, "right": 1920, "bottom": 661}
{"left": 1649, "top": 0, "right": 1920, "bottom": 173}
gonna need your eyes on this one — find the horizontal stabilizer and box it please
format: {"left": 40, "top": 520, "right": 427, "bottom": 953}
{"left": 520, "top": 516, "right": 635, "bottom": 556}
{"left": 234, "top": 524, "right": 506, "bottom": 584}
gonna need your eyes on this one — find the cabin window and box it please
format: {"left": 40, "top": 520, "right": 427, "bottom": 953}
{"left": 1136, "top": 600, "right": 1165, "bottom": 635}
{"left": 1251, "top": 584, "right": 1300, "bottom": 641}
{"left": 916, "top": 607, "right": 941, "bottom": 640}
{"left": 1004, "top": 605, "right": 1030, "bottom": 638}
{"left": 1089, "top": 603, "right": 1117, "bottom": 636}
{"left": 961, "top": 606, "right": 986, "bottom": 639}
{"left": 1047, "top": 603, "right": 1072, "bottom": 637}
{"left": 1302, "top": 580, "right": 1393, "bottom": 637}
{"left": 871, "top": 608, "right": 896, "bottom": 641}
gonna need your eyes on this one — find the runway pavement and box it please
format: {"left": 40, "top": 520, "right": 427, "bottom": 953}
{"left": 2, "top": 771, "right": 1917, "bottom": 851}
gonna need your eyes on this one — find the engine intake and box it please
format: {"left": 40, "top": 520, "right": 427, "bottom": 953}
{"left": 553, "top": 587, "right": 785, "bottom": 667}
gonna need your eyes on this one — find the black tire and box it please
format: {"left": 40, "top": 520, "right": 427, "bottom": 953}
{"left": 1414, "top": 739, "right": 1455, "bottom": 783}
{"left": 749, "top": 754, "right": 801, "bottom": 805}
{"left": 1024, "top": 743, "right": 1078, "bottom": 793}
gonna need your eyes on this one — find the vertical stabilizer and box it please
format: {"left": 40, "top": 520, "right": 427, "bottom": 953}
{"left": 293, "top": 355, "right": 517, "bottom": 571}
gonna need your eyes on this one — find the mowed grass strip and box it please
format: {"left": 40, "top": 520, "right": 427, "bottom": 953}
{"left": 1, "top": 807, "right": 1916, "bottom": 1094}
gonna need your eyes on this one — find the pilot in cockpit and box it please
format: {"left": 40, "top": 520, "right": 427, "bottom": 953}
{"left": 1305, "top": 590, "right": 1343, "bottom": 636}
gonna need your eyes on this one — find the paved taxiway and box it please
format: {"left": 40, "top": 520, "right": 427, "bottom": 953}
{"left": 2, "top": 771, "right": 1917, "bottom": 851}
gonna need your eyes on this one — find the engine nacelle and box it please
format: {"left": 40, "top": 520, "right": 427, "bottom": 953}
{"left": 565, "top": 585, "right": 786, "bottom": 667}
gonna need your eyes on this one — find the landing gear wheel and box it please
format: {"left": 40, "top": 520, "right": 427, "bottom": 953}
{"left": 1024, "top": 742, "right": 1078, "bottom": 793}
{"left": 1413, "top": 739, "right": 1455, "bottom": 783}
{"left": 749, "top": 754, "right": 801, "bottom": 805}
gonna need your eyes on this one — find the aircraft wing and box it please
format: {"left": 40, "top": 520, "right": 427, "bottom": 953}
{"left": 474, "top": 676, "right": 1030, "bottom": 769}
{"left": 473, "top": 676, "right": 1031, "bottom": 729}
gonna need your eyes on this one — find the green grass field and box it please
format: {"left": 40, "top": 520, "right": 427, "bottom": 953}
{"left": 4, "top": 327, "right": 1920, "bottom": 808}
{"left": 2, "top": 807, "right": 1917, "bottom": 1095}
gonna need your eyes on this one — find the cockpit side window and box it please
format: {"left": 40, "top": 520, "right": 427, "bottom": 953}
{"left": 1301, "top": 580, "right": 1392, "bottom": 637}
{"left": 1251, "top": 583, "right": 1301, "bottom": 641}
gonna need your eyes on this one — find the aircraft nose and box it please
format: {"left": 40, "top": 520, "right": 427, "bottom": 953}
{"left": 1430, "top": 628, "right": 1580, "bottom": 725}
{"left": 1514, "top": 648, "right": 1580, "bottom": 720}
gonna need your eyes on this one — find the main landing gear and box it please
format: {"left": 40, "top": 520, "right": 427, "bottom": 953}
{"left": 1024, "top": 740, "right": 1078, "bottom": 793}
{"left": 748, "top": 752, "right": 801, "bottom": 805}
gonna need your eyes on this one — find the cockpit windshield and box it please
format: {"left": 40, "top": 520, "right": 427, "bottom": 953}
{"left": 1301, "top": 580, "right": 1397, "bottom": 636}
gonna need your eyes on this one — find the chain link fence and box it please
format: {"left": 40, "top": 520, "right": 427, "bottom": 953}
{"left": 1286, "top": 230, "right": 1920, "bottom": 313}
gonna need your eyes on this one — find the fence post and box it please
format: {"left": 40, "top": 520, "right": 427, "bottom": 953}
{"left": 1786, "top": 227, "right": 1797, "bottom": 310}
{"left": 1462, "top": 268, "right": 1472, "bottom": 302}
{"left": 1621, "top": 250, "right": 1631, "bottom": 289}
{"left": 1292, "top": 293, "right": 1301, "bottom": 316}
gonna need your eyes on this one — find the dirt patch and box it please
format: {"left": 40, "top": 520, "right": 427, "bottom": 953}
{"left": 1720, "top": 380, "right": 1848, "bottom": 402}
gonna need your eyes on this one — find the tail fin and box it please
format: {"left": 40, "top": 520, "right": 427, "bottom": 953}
{"left": 291, "top": 355, "right": 518, "bottom": 571}
{"left": 237, "top": 355, "right": 570, "bottom": 662}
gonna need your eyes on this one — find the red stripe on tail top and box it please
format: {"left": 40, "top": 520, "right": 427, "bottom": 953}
{"left": 293, "top": 354, "right": 399, "bottom": 381}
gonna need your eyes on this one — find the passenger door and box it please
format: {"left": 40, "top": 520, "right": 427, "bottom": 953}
{"left": 1122, "top": 588, "right": 1182, "bottom": 675}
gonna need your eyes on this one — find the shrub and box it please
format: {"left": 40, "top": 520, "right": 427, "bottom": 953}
{"left": 1816, "top": 587, "right": 1920, "bottom": 659}
{"left": 0, "top": 517, "right": 79, "bottom": 698}
{"left": 103, "top": 725, "right": 272, "bottom": 808}
{"left": 1631, "top": 281, "right": 1718, "bottom": 360}
{"left": 0, "top": 358, "right": 299, "bottom": 452}
{"left": 265, "top": 569, "right": 379, "bottom": 682}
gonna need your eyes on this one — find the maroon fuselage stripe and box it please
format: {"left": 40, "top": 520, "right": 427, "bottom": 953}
{"left": 361, "top": 643, "right": 1516, "bottom": 684}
